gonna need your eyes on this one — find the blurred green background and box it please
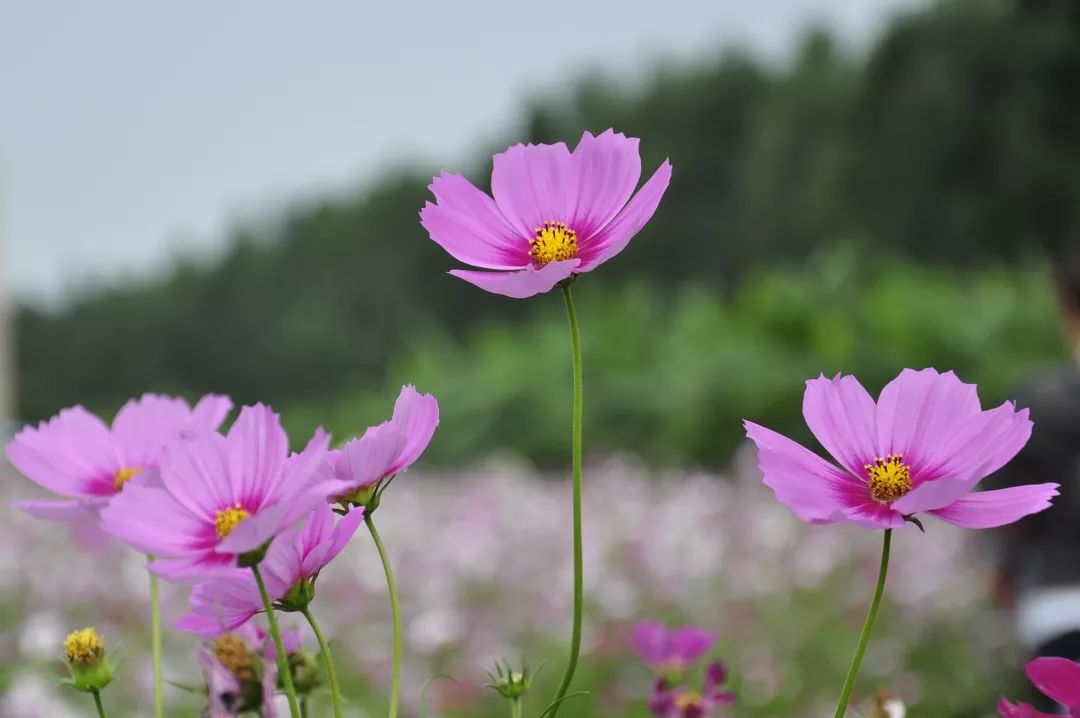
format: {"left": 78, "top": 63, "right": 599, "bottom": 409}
{"left": 4, "top": 0, "right": 1080, "bottom": 715}
{"left": 15, "top": 0, "right": 1079, "bottom": 466}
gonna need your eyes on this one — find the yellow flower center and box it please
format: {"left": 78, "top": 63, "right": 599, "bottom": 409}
{"left": 529, "top": 221, "right": 578, "bottom": 267}
{"left": 213, "top": 634, "right": 256, "bottom": 682}
{"left": 675, "top": 692, "right": 703, "bottom": 710}
{"left": 214, "top": 504, "right": 251, "bottom": 539}
{"left": 64, "top": 627, "right": 104, "bottom": 664}
{"left": 866, "top": 454, "right": 912, "bottom": 503}
{"left": 113, "top": 466, "right": 143, "bottom": 491}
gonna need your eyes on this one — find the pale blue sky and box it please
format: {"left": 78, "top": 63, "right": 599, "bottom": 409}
{"left": 0, "top": 0, "right": 922, "bottom": 303}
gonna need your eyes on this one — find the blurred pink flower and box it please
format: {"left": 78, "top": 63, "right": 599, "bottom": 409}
{"left": 321, "top": 385, "right": 438, "bottom": 502}
{"left": 998, "top": 657, "right": 1080, "bottom": 717}
{"left": 101, "top": 404, "right": 340, "bottom": 580}
{"left": 633, "top": 621, "right": 714, "bottom": 677}
{"left": 420, "top": 129, "right": 672, "bottom": 298}
{"left": 649, "top": 662, "right": 734, "bottom": 717}
{"left": 197, "top": 619, "right": 279, "bottom": 718}
{"left": 744, "top": 368, "right": 1058, "bottom": 530}
{"left": 177, "top": 502, "right": 365, "bottom": 636}
{"left": 7, "top": 394, "right": 231, "bottom": 522}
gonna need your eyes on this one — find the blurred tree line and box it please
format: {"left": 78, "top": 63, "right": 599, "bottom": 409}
{"left": 15, "top": 0, "right": 1080, "bottom": 466}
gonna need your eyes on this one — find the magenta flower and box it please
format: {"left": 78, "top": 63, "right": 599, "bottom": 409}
{"left": 101, "top": 404, "right": 340, "bottom": 580}
{"left": 7, "top": 393, "right": 232, "bottom": 522}
{"left": 744, "top": 368, "right": 1059, "bottom": 530}
{"left": 999, "top": 657, "right": 1080, "bottom": 717}
{"left": 321, "top": 385, "right": 438, "bottom": 505}
{"left": 633, "top": 621, "right": 715, "bottom": 678}
{"left": 648, "top": 663, "right": 734, "bottom": 718}
{"left": 420, "top": 129, "right": 672, "bottom": 298}
{"left": 176, "top": 502, "right": 365, "bottom": 635}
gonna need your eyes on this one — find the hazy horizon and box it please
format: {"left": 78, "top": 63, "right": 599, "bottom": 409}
{"left": 1, "top": 0, "right": 923, "bottom": 305}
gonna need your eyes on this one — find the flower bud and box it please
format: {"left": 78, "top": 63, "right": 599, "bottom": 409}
{"left": 288, "top": 649, "right": 323, "bottom": 695}
{"left": 486, "top": 660, "right": 533, "bottom": 701}
{"left": 62, "top": 627, "right": 116, "bottom": 692}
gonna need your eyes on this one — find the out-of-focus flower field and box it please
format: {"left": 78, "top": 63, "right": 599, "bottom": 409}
{"left": 1, "top": 447, "right": 1024, "bottom": 717}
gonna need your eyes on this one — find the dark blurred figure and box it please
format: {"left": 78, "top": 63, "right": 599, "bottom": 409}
{"left": 989, "top": 246, "right": 1080, "bottom": 708}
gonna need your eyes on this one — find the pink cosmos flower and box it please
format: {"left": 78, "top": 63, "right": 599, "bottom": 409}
{"left": 101, "top": 404, "right": 340, "bottom": 580}
{"left": 999, "top": 657, "right": 1080, "bottom": 717}
{"left": 648, "top": 663, "right": 735, "bottom": 718}
{"left": 633, "top": 621, "right": 715, "bottom": 678}
{"left": 321, "top": 385, "right": 438, "bottom": 503}
{"left": 176, "top": 503, "right": 365, "bottom": 636}
{"left": 198, "top": 619, "right": 279, "bottom": 718}
{"left": 7, "top": 393, "right": 232, "bottom": 521}
{"left": 420, "top": 129, "right": 672, "bottom": 298}
{"left": 744, "top": 368, "right": 1058, "bottom": 530}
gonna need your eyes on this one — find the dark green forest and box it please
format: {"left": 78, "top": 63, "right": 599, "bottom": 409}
{"left": 16, "top": 0, "right": 1080, "bottom": 465}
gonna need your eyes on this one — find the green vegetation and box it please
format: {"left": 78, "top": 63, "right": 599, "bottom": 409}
{"left": 15, "top": 0, "right": 1080, "bottom": 467}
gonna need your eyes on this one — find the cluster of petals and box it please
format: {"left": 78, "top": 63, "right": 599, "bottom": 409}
{"left": 319, "top": 384, "right": 439, "bottom": 498}
{"left": 101, "top": 404, "right": 343, "bottom": 579}
{"left": 999, "top": 657, "right": 1080, "bottom": 717}
{"left": 178, "top": 503, "right": 365, "bottom": 636}
{"left": 198, "top": 618, "right": 292, "bottom": 718}
{"left": 745, "top": 368, "right": 1058, "bottom": 530}
{"left": 420, "top": 129, "right": 672, "bottom": 298}
{"left": 6, "top": 393, "right": 231, "bottom": 521}
{"left": 633, "top": 621, "right": 733, "bottom": 717}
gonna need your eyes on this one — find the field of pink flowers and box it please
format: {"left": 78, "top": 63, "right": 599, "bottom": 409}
{"left": 2, "top": 448, "right": 1023, "bottom": 717}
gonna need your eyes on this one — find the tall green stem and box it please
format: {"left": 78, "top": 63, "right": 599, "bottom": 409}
{"left": 252, "top": 564, "right": 301, "bottom": 718}
{"left": 833, "top": 529, "right": 892, "bottom": 717}
{"left": 548, "top": 283, "right": 584, "bottom": 718}
{"left": 147, "top": 557, "right": 164, "bottom": 718}
{"left": 300, "top": 606, "right": 344, "bottom": 718}
{"left": 511, "top": 698, "right": 523, "bottom": 718}
{"left": 367, "top": 515, "right": 402, "bottom": 718}
{"left": 91, "top": 689, "right": 107, "bottom": 718}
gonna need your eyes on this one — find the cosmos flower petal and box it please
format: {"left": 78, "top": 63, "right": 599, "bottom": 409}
{"left": 150, "top": 554, "right": 239, "bottom": 582}
{"left": 668, "top": 627, "right": 715, "bottom": 665}
{"left": 631, "top": 621, "right": 670, "bottom": 669}
{"left": 802, "top": 374, "right": 878, "bottom": 476}
{"left": 1025, "top": 657, "right": 1080, "bottom": 709}
{"left": 891, "top": 475, "right": 973, "bottom": 515}
{"left": 6, "top": 406, "right": 115, "bottom": 498}
{"left": 841, "top": 500, "right": 906, "bottom": 530}
{"left": 927, "top": 402, "right": 1033, "bottom": 484}
{"left": 450, "top": 259, "right": 579, "bottom": 299}
{"left": 491, "top": 140, "right": 576, "bottom": 237}
{"left": 744, "top": 421, "right": 866, "bottom": 524}
{"left": 419, "top": 172, "right": 530, "bottom": 269}
{"left": 11, "top": 498, "right": 100, "bottom": 521}
{"left": 385, "top": 385, "right": 440, "bottom": 477}
{"left": 102, "top": 483, "right": 212, "bottom": 556}
{"left": 191, "top": 394, "right": 234, "bottom": 431}
{"left": 226, "top": 404, "right": 289, "bottom": 506}
{"left": 568, "top": 129, "right": 641, "bottom": 236}
{"left": 929, "top": 484, "right": 1059, "bottom": 529}
{"left": 160, "top": 430, "right": 232, "bottom": 520}
{"left": 576, "top": 159, "right": 672, "bottom": 271}
{"left": 875, "top": 369, "right": 981, "bottom": 472}
{"left": 217, "top": 502, "right": 297, "bottom": 555}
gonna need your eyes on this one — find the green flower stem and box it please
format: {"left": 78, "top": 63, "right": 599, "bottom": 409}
{"left": 833, "top": 528, "right": 893, "bottom": 717}
{"left": 252, "top": 564, "right": 302, "bottom": 718}
{"left": 367, "top": 515, "right": 402, "bottom": 718}
{"left": 147, "top": 557, "right": 164, "bottom": 718}
{"left": 548, "top": 283, "right": 585, "bottom": 718}
{"left": 511, "top": 698, "right": 524, "bottom": 718}
{"left": 91, "top": 689, "right": 107, "bottom": 718}
{"left": 300, "top": 606, "right": 344, "bottom": 718}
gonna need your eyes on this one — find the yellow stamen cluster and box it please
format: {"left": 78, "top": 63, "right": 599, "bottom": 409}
{"left": 214, "top": 504, "right": 251, "bottom": 539}
{"left": 64, "top": 627, "right": 105, "bottom": 665}
{"left": 674, "top": 692, "right": 704, "bottom": 710}
{"left": 213, "top": 634, "right": 256, "bottom": 682}
{"left": 113, "top": 466, "right": 143, "bottom": 491}
{"left": 866, "top": 454, "right": 912, "bottom": 503}
{"left": 528, "top": 221, "right": 578, "bottom": 267}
